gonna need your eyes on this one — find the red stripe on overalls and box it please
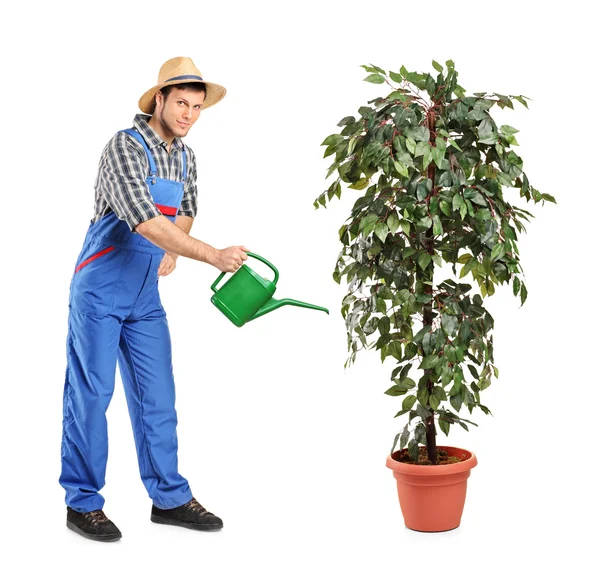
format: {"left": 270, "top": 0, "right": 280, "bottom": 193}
{"left": 75, "top": 246, "right": 116, "bottom": 272}
{"left": 156, "top": 204, "right": 177, "bottom": 216}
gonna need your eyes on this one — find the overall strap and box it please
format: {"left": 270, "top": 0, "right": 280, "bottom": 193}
{"left": 119, "top": 128, "right": 157, "bottom": 178}
{"left": 181, "top": 146, "right": 187, "bottom": 182}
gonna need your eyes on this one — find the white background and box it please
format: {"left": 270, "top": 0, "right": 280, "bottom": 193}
{"left": 1, "top": 0, "right": 597, "bottom": 559}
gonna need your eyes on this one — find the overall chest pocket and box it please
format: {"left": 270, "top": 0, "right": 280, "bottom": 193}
{"left": 147, "top": 177, "right": 184, "bottom": 222}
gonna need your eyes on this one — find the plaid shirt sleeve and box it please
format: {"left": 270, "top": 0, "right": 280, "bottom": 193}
{"left": 96, "top": 132, "right": 162, "bottom": 232}
{"left": 178, "top": 145, "right": 198, "bottom": 218}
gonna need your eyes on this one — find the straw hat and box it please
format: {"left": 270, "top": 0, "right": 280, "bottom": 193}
{"left": 138, "top": 57, "right": 226, "bottom": 114}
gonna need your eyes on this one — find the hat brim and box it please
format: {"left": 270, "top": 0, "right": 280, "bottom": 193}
{"left": 138, "top": 79, "right": 226, "bottom": 114}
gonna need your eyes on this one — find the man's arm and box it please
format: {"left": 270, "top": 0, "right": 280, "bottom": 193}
{"left": 135, "top": 215, "right": 247, "bottom": 272}
{"left": 165, "top": 216, "right": 194, "bottom": 261}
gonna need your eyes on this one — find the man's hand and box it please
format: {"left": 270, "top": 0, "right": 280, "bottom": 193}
{"left": 215, "top": 246, "right": 250, "bottom": 272}
{"left": 158, "top": 253, "right": 177, "bottom": 277}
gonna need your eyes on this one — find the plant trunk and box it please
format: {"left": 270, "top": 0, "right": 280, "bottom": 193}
{"left": 424, "top": 108, "right": 438, "bottom": 465}
{"left": 420, "top": 243, "right": 436, "bottom": 464}
{"left": 425, "top": 414, "right": 437, "bottom": 462}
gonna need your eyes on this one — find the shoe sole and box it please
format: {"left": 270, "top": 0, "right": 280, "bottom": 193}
{"left": 150, "top": 514, "right": 223, "bottom": 531}
{"left": 66, "top": 520, "right": 122, "bottom": 542}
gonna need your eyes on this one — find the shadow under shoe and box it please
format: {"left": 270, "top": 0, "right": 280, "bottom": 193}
{"left": 151, "top": 497, "right": 223, "bottom": 531}
{"left": 66, "top": 507, "right": 122, "bottom": 542}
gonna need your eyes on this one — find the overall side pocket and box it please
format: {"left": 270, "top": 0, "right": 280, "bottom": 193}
{"left": 75, "top": 246, "right": 116, "bottom": 273}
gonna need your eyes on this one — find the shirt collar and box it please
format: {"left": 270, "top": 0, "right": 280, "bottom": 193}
{"left": 133, "top": 114, "right": 184, "bottom": 151}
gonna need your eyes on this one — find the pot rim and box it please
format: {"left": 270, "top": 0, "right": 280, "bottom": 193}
{"left": 386, "top": 445, "right": 478, "bottom": 475}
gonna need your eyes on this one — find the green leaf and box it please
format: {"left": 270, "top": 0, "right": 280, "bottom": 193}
{"left": 393, "top": 160, "right": 409, "bottom": 178}
{"left": 398, "top": 426, "right": 409, "bottom": 450}
{"left": 389, "top": 341, "right": 403, "bottom": 361}
{"left": 491, "top": 243, "right": 505, "bottom": 261}
{"left": 450, "top": 393, "right": 463, "bottom": 413}
{"left": 520, "top": 283, "right": 528, "bottom": 305}
{"left": 360, "top": 64, "right": 381, "bottom": 74}
{"left": 359, "top": 213, "right": 379, "bottom": 237}
{"left": 400, "top": 219, "right": 411, "bottom": 235}
{"left": 417, "top": 252, "right": 432, "bottom": 270}
{"left": 338, "top": 116, "right": 356, "bottom": 129}
{"left": 387, "top": 212, "right": 401, "bottom": 234}
{"left": 448, "top": 137, "right": 462, "bottom": 151}
{"left": 397, "top": 289, "right": 411, "bottom": 303}
{"left": 541, "top": 193, "right": 557, "bottom": 204}
{"left": 514, "top": 95, "right": 529, "bottom": 108}
{"left": 364, "top": 74, "right": 385, "bottom": 84}
{"left": 398, "top": 377, "right": 416, "bottom": 391}
{"left": 388, "top": 91, "right": 411, "bottom": 102}
{"left": 438, "top": 418, "right": 450, "bottom": 436}
{"left": 440, "top": 200, "right": 451, "bottom": 216}
{"left": 478, "top": 119, "right": 499, "bottom": 145}
{"left": 442, "top": 314, "right": 458, "bottom": 336}
{"left": 513, "top": 276, "right": 521, "bottom": 296}
{"left": 444, "top": 345, "right": 457, "bottom": 363}
{"left": 416, "top": 403, "right": 431, "bottom": 419}
{"left": 348, "top": 136, "right": 358, "bottom": 155}
{"left": 472, "top": 192, "right": 487, "bottom": 206}
{"left": 452, "top": 192, "right": 464, "bottom": 211}
{"left": 369, "top": 63, "right": 386, "bottom": 74}
{"left": 389, "top": 71, "right": 404, "bottom": 84}
{"left": 412, "top": 127, "right": 430, "bottom": 142}
{"left": 417, "top": 386, "right": 429, "bottom": 407}
{"left": 433, "top": 139, "right": 446, "bottom": 168}
{"left": 405, "top": 137, "right": 417, "bottom": 154}
{"left": 433, "top": 215, "right": 443, "bottom": 236}
{"left": 408, "top": 439, "right": 419, "bottom": 460}
{"left": 385, "top": 385, "right": 406, "bottom": 397}
{"left": 321, "top": 134, "right": 344, "bottom": 146}
{"left": 402, "top": 395, "right": 417, "bottom": 410}
{"left": 500, "top": 124, "right": 519, "bottom": 135}
{"left": 421, "top": 355, "right": 439, "bottom": 369}
{"left": 391, "top": 432, "right": 400, "bottom": 454}
{"left": 418, "top": 215, "right": 433, "bottom": 229}
{"left": 349, "top": 178, "right": 369, "bottom": 190}
{"left": 432, "top": 60, "right": 444, "bottom": 72}
{"left": 374, "top": 222, "right": 389, "bottom": 243}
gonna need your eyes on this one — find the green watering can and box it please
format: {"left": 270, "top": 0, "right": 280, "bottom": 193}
{"left": 210, "top": 252, "right": 329, "bottom": 327}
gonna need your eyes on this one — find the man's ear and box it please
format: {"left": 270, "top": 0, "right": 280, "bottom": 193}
{"left": 154, "top": 90, "right": 164, "bottom": 110}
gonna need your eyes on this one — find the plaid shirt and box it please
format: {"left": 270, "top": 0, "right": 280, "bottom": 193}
{"left": 92, "top": 114, "right": 198, "bottom": 231}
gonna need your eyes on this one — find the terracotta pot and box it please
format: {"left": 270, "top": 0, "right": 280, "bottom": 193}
{"left": 385, "top": 446, "right": 477, "bottom": 532}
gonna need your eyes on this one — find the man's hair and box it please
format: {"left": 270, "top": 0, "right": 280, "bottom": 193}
{"left": 160, "top": 82, "right": 207, "bottom": 101}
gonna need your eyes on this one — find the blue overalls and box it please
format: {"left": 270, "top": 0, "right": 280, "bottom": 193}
{"left": 60, "top": 128, "right": 193, "bottom": 512}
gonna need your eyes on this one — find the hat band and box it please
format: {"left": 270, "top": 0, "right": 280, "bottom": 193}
{"left": 165, "top": 74, "right": 204, "bottom": 82}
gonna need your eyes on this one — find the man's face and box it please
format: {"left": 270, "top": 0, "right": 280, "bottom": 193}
{"left": 155, "top": 87, "right": 206, "bottom": 138}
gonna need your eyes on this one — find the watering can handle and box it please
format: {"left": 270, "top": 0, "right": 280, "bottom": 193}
{"left": 210, "top": 251, "right": 279, "bottom": 293}
{"left": 246, "top": 252, "right": 279, "bottom": 284}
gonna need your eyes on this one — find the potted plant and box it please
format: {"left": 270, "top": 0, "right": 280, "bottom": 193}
{"left": 314, "top": 60, "right": 555, "bottom": 532}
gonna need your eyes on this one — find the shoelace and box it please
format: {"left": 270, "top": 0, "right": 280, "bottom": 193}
{"left": 84, "top": 510, "right": 109, "bottom": 525}
{"left": 186, "top": 498, "right": 209, "bottom": 515}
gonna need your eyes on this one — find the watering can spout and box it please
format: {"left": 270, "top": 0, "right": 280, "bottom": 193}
{"left": 253, "top": 298, "right": 329, "bottom": 321}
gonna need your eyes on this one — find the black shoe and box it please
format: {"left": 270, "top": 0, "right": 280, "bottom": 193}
{"left": 151, "top": 498, "right": 223, "bottom": 531}
{"left": 66, "top": 507, "right": 122, "bottom": 542}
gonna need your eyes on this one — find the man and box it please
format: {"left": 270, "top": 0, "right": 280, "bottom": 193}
{"left": 60, "top": 57, "right": 248, "bottom": 542}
